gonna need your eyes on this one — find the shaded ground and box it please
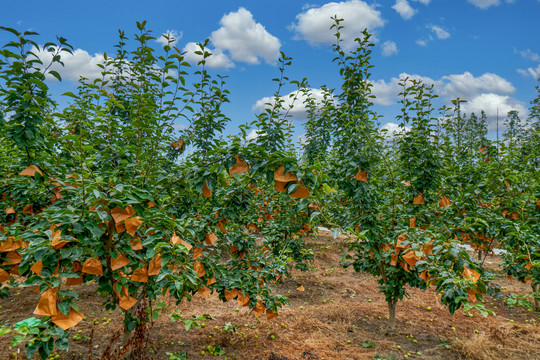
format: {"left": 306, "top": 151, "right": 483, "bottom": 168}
{"left": 1, "top": 230, "right": 539, "bottom": 360}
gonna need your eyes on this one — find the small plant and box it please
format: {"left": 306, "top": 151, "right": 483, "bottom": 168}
{"left": 167, "top": 351, "right": 190, "bottom": 360}
{"left": 362, "top": 341, "right": 376, "bottom": 348}
{"left": 170, "top": 310, "right": 214, "bottom": 331}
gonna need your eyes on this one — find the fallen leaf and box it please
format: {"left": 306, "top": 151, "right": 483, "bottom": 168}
{"left": 296, "top": 285, "right": 305, "bottom": 292}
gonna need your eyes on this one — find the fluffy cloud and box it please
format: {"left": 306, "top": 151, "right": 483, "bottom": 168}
{"left": 371, "top": 79, "right": 400, "bottom": 106}
{"left": 290, "top": 0, "right": 385, "bottom": 49}
{"left": 211, "top": 7, "right": 281, "bottom": 65}
{"left": 34, "top": 47, "right": 105, "bottom": 82}
{"left": 182, "top": 42, "right": 235, "bottom": 69}
{"left": 412, "top": 0, "right": 431, "bottom": 4}
{"left": 392, "top": 0, "right": 417, "bottom": 20}
{"left": 438, "top": 72, "right": 515, "bottom": 99}
{"left": 381, "top": 41, "right": 398, "bottom": 57}
{"left": 370, "top": 71, "right": 516, "bottom": 108}
{"left": 430, "top": 25, "right": 450, "bottom": 40}
{"left": 156, "top": 30, "right": 183, "bottom": 47}
{"left": 517, "top": 64, "right": 540, "bottom": 79}
{"left": 461, "top": 93, "right": 527, "bottom": 130}
{"left": 252, "top": 88, "right": 335, "bottom": 120}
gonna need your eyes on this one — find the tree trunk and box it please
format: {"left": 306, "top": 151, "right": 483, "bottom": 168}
{"left": 532, "top": 283, "right": 539, "bottom": 312}
{"left": 387, "top": 300, "right": 397, "bottom": 334}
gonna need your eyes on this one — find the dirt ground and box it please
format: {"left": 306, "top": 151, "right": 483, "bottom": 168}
{"left": 1, "top": 230, "right": 539, "bottom": 360}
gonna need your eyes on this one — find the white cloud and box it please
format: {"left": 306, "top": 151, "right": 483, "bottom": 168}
{"left": 517, "top": 64, "right": 540, "bottom": 79}
{"left": 467, "top": 0, "right": 501, "bottom": 8}
{"left": 392, "top": 0, "right": 417, "bottom": 20}
{"left": 519, "top": 49, "right": 540, "bottom": 62}
{"left": 438, "top": 72, "right": 515, "bottom": 99}
{"left": 430, "top": 25, "right": 450, "bottom": 40}
{"left": 416, "top": 25, "right": 448, "bottom": 46}
{"left": 34, "top": 47, "right": 105, "bottom": 82}
{"left": 370, "top": 72, "right": 516, "bottom": 107}
{"left": 371, "top": 79, "right": 400, "bottom": 105}
{"left": 182, "top": 42, "right": 235, "bottom": 69}
{"left": 211, "top": 7, "right": 281, "bottom": 65}
{"left": 290, "top": 0, "right": 385, "bottom": 49}
{"left": 246, "top": 129, "right": 263, "bottom": 141}
{"left": 468, "top": 0, "right": 516, "bottom": 7}
{"left": 380, "top": 122, "right": 410, "bottom": 139}
{"left": 381, "top": 41, "right": 398, "bottom": 57}
{"left": 252, "top": 88, "right": 335, "bottom": 120}
{"left": 156, "top": 30, "right": 183, "bottom": 47}
{"left": 412, "top": 0, "right": 431, "bottom": 4}
{"left": 416, "top": 38, "right": 430, "bottom": 46}
{"left": 461, "top": 93, "right": 527, "bottom": 130}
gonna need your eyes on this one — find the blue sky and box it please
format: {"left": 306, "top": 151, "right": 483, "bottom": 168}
{"left": 1, "top": 0, "right": 539, "bottom": 142}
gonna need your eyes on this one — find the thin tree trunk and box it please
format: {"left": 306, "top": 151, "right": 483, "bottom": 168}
{"left": 387, "top": 300, "right": 397, "bottom": 334}
{"left": 533, "top": 283, "right": 539, "bottom": 312}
